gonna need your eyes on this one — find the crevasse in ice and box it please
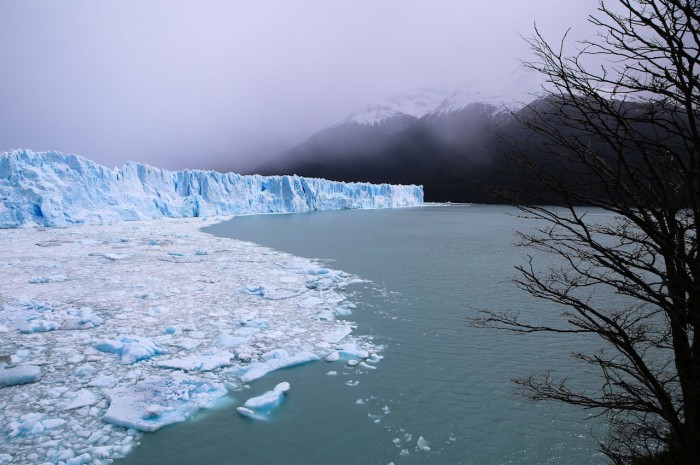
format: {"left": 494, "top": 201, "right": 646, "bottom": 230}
{"left": 0, "top": 149, "right": 423, "bottom": 228}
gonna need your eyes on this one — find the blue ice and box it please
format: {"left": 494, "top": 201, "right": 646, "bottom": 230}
{"left": 237, "top": 382, "right": 290, "bottom": 421}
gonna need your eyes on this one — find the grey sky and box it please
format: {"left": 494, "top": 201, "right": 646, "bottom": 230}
{"left": 0, "top": 1, "right": 599, "bottom": 172}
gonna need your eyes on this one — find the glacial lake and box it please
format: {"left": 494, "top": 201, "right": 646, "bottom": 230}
{"left": 118, "top": 204, "right": 606, "bottom": 465}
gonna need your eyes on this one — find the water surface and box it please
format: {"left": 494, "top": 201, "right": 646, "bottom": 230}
{"left": 119, "top": 205, "right": 604, "bottom": 465}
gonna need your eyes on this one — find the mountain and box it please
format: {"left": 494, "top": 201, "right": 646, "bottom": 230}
{"left": 251, "top": 88, "right": 525, "bottom": 202}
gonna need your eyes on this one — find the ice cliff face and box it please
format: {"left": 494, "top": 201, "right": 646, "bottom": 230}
{"left": 0, "top": 150, "right": 423, "bottom": 228}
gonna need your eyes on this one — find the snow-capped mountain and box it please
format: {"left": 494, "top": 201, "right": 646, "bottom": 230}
{"left": 251, "top": 85, "right": 536, "bottom": 202}
{"left": 341, "top": 89, "right": 451, "bottom": 126}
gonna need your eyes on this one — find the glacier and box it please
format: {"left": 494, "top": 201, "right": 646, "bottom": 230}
{"left": 0, "top": 149, "right": 423, "bottom": 228}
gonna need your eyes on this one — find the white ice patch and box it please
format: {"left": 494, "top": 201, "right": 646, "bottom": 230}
{"left": 96, "top": 336, "right": 167, "bottom": 364}
{"left": 237, "top": 382, "right": 290, "bottom": 421}
{"left": 64, "top": 389, "right": 98, "bottom": 410}
{"left": 5, "top": 413, "right": 65, "bottom": 438}
{"left": 103, "top": 374, "right": 227, "bottom": 432}
{"left": 0, "top": 217, "right": 381, "bottom": 464}
{"left": 237, "top": 351, "right": 320, "bottom": 383}
{"left": 155, "top": 351, "right": 233, "bottom": 372}
{"left": 0, "top": 365, "right": 41, "bottom": 387}
{"left": 417, "top": 436, "right": 431, "bottom": 452}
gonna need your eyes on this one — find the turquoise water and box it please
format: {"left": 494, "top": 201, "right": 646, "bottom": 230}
{"left": 118, "top": 205, "right": 605, "bottom": 465}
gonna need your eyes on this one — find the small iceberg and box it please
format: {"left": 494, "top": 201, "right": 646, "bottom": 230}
{"left": 0, "top": 365, "right": 42, "bottom": 387}
{"left": 237, "top": 382, "right": 290, "bottom": 421}
{"left": 103, "top": 373, "right": 227, "bottom": 432}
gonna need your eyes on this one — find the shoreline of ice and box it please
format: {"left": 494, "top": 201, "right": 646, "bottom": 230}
{"left": 0, "top": 217, "right": 379, "bottom": 464}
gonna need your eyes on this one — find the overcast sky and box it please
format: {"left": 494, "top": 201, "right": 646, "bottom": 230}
{"left": 0, "top": 1, "right": 599, "bottom": 172}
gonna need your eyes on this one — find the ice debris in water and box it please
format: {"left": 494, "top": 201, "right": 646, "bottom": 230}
{"left": 235, "top": 350, "right": 320, "bottom": 383}
{"left": 417, "top": 436, "right": 431, "bottom": 452}
{"left": 96, "top": 336, "right": 167, "bottom": 364}
{"left": 0, "top": 217, "right": 382, "bottom": 464}
{"left": 325, "top": 342, "right": 370, "bottom": 362}
{"left": 103, "top": 373, "right": 228, "bottom": 432}
{"left": 155, "top": 350, "right": 233, "bottom": 372}
{"left": 237, "top": 382, "right": 291, "bottom": 421}
{"left": 0, "top": 365, "right": 41, "bottom": 387}
{"left": 5, "top": 413, "right": 66, "bottom": 438}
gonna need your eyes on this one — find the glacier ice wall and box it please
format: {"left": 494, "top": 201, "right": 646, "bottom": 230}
{"left": 0, "top": 150, "right": 423, "bottom": 228}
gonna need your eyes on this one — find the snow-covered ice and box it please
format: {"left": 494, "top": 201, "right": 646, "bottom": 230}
{"left": 103, "top": 374, "right": 227, "bottom": 432}
{"left": 0, "top": 150, "right": 423, "bottom": 228}
{"left": 0, "top": 217, "right": 379, "bottom": 463}
{"left": 236, "top": 382, "right": 290, "bottom": 421}
{"left": 0, "top": 365, "right": 41, "bottom": 387}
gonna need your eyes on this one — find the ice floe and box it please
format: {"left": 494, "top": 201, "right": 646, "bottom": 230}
{"left": 236, "top": 382, "right": 290, "bottom": 421}
{"left": 0, "top": 366, "right": 42, "bottom": 387}
{"left": 103, "top": 374, "right": 227, "bottom": 432}
{"left": 0, "top": 217, "right": 379, "bottom": 464}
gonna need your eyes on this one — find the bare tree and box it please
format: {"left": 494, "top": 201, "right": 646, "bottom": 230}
{"left": 475, "top": 1, "right": 700, "bottom": 464}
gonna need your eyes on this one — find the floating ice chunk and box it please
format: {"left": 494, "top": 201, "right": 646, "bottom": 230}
{"left": 238, "top": 352, "right": 320, "bottom": 383}
{"left": 326, "top": 371, "right": 338, "bottom": 376}
{"left": 237, "top": 382, "right": 290, "bottom": 421}
{"left": 233, "top": 326, "right": 259, "bottom": 337}
{"left": 335, "top": 306, "right": 353, "bottom": 317}
{"left": 5, "top": 413, "right": 65, "bottom": 438}
{"left": 417, "top": 436, "right": 431, "bottom": 452}
{"left": 0, "top": 454, "right": 11, "bottom": 463}
{"left": 164, "top": 325, "right": 177, "bottom": 334}
{"left": 298, "top": 296, "right": 324, "bottom": 308}
{"left": 323, "top": 326, "right": 352, "bottom": 344}
{"left": 103, "top": 373, "right": 227, "bottom": 432}
{"left": 326, "top": 343, "right": 369, "bottom": 363}
{"left": 305, "top": 267, "right": 330, "bottom": 276}
{"left": 96, "top": 335, "right": 167, "bottom": 364}
{"left": 19, "top": 319, "right": 59, "bottom": 333}
{"left": 261, "top": 349, "right": 289, "bottom": 361}
{"left": 88, "top": 374, "right": 118, "bottom": 388}
{"left": 347, "top": 360, "right": 359, "bottom": 367}
{"left": 0, "top": 365, "right": 41, "bottom": 387}
{"left": 104, "top": 253, "right": 129, "bottom": 261}
{"left": 242, "top": 286, "right": 265, "bottom": 297}
{"left": 338, "top": 343, "right": 369, "bottom": 359}
{"left": 360, "top": 362, "right": 377, "bottom": 370}
{"left": 66, "top": 452, "right": 92, "bottom": 465}
{"left": 64, "top": 389, "right": 97, "bottom": 410}
{"left": 315, "top": 310, "right": 335, "bottom": 321}
{"left": 74, "top": 363, "right": 96, "bottom": 377}
{"left": 218, "top": 333, "right": 248, "bottom": 347}
{"left": 170, "top": 337, "right": 202, "bottom": 350}
{"left": 155, "top": 351, "right": 233, "bottom": 372}
{"left": 11, "top": 349, "right": 31, "bottom": 364}
{"left": 61, "top": 307, "right": 104, "bottom": 330}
